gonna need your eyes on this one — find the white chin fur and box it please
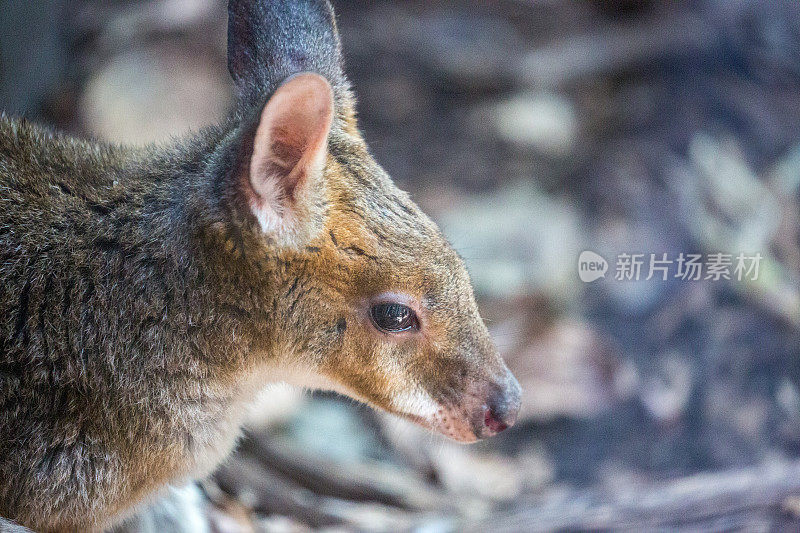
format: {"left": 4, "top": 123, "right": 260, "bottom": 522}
{"left": 390, "top": 388, "right": 441, "bottom": 420}
{"left": 255, "top": 361, "right": 442, "bottom": 426}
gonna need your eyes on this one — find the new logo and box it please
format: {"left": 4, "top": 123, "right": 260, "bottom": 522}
{"left": 578, "top": 250, "right": 608, "bottom": 282}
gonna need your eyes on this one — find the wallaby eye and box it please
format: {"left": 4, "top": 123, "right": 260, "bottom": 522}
{"left": 370, "top": 303, "right": 418, "bottom": 333}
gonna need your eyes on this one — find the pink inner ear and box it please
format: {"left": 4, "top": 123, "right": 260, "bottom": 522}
{"left": 249, "top": 73, "right": 334, "bottom": 206}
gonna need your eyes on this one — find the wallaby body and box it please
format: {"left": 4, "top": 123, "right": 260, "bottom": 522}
{"left": 0, "top": 1, "right": 521, "bottom": 531}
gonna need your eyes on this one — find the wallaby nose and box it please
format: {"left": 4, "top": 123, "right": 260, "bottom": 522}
{"left": 483, "top": 405, "right": 510, "bottom": 434}
{"left": 480, "top": 374, "right": 521, "bottom": 437}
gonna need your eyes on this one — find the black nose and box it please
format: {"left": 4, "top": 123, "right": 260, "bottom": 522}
{"left": 482, "top": 374, "right": 522, "bottom": 436}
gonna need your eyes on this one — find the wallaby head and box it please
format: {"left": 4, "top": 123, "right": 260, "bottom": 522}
{"left": 218, "top": 0, "right": 521, "bottom": 442}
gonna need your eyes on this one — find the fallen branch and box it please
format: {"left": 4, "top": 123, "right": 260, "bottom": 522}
{"left": 468, "top": 460, "right": 800, "bottom": 532}
{"left": 213, "top": 454, "right": 440, "bottom": 531}
{"left": 213, "top": 456, "right": 345, "bottom": 529}
{"left": 239, "top": 430, "right": 452, "bottom": 512}
{"left": 515, "top": 12, "right": 720, "bottom": 88}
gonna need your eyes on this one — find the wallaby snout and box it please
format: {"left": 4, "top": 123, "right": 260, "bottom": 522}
{"left": 482, "top": 370, "right": 523, "bottom": 436}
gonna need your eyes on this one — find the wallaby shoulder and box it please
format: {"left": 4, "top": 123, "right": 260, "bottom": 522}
{"left": 0, "top": 114, "right": 233, "bottom": 202}
{"left": 0, "top": 114, "right": 129, "bottom": 191}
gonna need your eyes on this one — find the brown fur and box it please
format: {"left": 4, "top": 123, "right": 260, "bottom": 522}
{"left": 0, "top": 1, "right": 520, "bottom": 530}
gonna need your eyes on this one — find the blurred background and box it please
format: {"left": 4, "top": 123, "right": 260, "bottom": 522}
{"left": 3, "top": 0, "right": 800, "bottom": 531}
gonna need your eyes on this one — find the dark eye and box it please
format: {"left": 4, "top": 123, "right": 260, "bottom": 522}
{"left": 370, "top": 303, "right": 418, "bottom": 333}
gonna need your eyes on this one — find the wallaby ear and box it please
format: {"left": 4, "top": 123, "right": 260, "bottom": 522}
{"left": 244, "top": 73, "right": 333, "bottom": 243}
{"left": 227, "top": 0, "right": 344, "bottom": 108}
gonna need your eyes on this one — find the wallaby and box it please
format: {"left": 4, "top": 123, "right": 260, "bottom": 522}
{"left": 0, "top": 0, "right": 521, "bottom": 531}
